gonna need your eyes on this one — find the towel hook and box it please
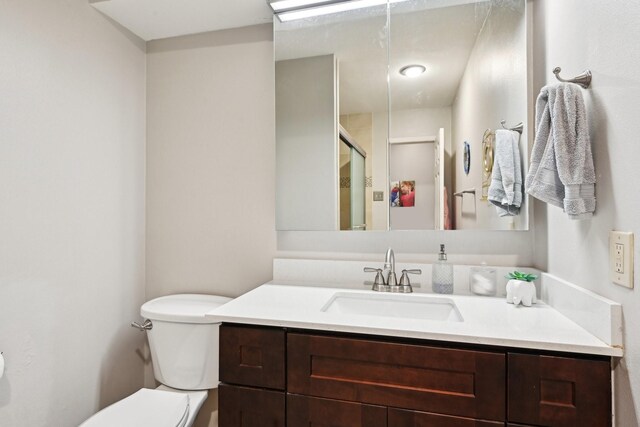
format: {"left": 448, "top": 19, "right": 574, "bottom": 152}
{"left": 553, "top": 67, "right": 592, "bottom": 89}
{"left": 500, "top": 120, "right": 524, "bottom": 134}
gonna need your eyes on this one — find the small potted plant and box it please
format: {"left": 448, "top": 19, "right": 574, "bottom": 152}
{"left": 506, "top": 271, "right": 538, "bottom": 307}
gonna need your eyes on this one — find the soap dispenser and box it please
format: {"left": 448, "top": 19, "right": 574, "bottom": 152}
{"left": 432, "top": 244, "right": 454, "bottom": 294}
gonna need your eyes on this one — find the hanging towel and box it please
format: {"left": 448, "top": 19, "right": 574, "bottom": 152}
{"left": 526, "top": 83, "right": 595, "bottom": 219}
{"left": 443, "top": 186, "right": 452, "bottom": 230}
{"left": 488, "top": 129, "right": 523, "bottom": 216}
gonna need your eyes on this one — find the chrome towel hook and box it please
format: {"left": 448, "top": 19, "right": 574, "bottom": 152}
{"left": 553, "top": 67, "right": 592, "bottom": 89}
{"left": 500, "top": 120, "right": 524, "bottom": 134}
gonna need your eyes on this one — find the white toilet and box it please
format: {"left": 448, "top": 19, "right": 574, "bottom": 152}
{"left": 81, "top": 294, "right": 232, "bottom": 427}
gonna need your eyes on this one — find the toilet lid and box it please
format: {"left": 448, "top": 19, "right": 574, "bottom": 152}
{"left": 141, "top": 294, "right": 233, "bottom": 323}
{"left": 80, "top": 389, "right": 189, "bottom": 427}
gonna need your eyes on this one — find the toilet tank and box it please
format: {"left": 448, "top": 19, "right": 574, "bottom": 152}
{"left": 141, "top": 294, "right": 232, "bottom": 390}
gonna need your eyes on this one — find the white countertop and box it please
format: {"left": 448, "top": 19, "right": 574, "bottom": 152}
{"left": 207, "top": 282, "right": 623, "bottom": 357}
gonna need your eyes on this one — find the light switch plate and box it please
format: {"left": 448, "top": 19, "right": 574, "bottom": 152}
{"left": 610, "top": 231, "right": 634, "bottom": 288}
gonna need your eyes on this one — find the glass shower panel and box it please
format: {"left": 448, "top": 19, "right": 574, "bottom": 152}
{"left": 339, "top": 139, "right": 352, "bottom": 230}
{"left": 350, "top": 149, "right": 366, "bottom": 230}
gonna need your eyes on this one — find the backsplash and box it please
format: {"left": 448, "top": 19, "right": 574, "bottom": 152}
{"left": 273, "top": 258, "right": 541, "bottom": 297}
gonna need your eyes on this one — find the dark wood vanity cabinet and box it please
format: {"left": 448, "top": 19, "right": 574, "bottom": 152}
{"left": 218, "top": 384, "right": 285, "bottom": 427}
{"left": 287, "top": 333, "right": 505, "bottom": 421}
{"left": 388, "top": 408, "right": 504, "bottom": 427}
{"left": 218, "top": 324, "right": 612, "bottom": 427}
{"left": 219, "top": 324, "right": 286, "bottom": 390}
{"left": 288, "top": 394, "right": 387, "bottom": 427}
{"left": 218, "top": 325, "right": 287, "bottom": 427}
{"left": 508, "top": 353, "right": 611, "bottom": 427}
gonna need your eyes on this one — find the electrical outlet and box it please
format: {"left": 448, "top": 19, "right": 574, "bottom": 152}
{"left": 610, "top": 231, "right": 634, "bottom": 288}
{"left": 373, "top": 191, "right": 384, "bottom": 202}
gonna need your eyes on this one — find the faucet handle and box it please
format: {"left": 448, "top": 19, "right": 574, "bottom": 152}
{"left": 404, "top": 269, "right": 422, "bottom": 275}
{"left": 398, "top": 269, "right": 422, "bottom": 289}
{"left": 364, "top": 267, "right": 387, "bottom": 291}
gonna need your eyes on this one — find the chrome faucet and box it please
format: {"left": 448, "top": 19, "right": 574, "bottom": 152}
{"left": 364, "top": 248, "right": 421, "bottom": 293}
{"left": 382, "top": 248, "right": 397, "bottom": 287}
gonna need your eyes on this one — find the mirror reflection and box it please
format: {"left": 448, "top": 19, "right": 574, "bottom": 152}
{"left": 275, "top": 0, "right": 529, "bottom": 231}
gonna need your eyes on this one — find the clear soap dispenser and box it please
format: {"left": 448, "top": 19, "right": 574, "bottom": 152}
{"left": 432, "top": 244, "right": 454, "bottom": 294}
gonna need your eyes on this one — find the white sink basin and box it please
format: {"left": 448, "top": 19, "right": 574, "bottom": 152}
{"left": 321, "top": 292, "right": 463, "bottom": 322}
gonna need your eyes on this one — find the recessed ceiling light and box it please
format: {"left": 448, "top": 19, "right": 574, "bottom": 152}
{"left": 399, "top": 65, "right": 426, "bottom": 78}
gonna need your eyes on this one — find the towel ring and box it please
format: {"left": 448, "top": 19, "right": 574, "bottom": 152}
{"left": 553, "top": 67, "right": 592, "bottom": 89}
{"left": 482, "top": 129, "right": 494, "bottom": 173}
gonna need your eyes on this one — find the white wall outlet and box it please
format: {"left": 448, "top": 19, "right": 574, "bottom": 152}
{"left": 610, "top": 231, "right": 634, "bottom": 288}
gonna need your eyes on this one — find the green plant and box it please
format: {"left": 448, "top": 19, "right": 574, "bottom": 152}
{"left": 506, "top": 271, "right": 538, "bottom": 282}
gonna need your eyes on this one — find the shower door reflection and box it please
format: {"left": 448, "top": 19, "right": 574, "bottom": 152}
{"left": 339, "top": 128, "right": 366, "bottom": 230}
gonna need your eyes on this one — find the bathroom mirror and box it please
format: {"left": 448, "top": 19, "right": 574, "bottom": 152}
{"left": 275, "top": 0, "right": 530, "bottom": 231}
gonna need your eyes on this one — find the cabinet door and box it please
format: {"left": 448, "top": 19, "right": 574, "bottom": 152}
{"left": 287, "top": 394, "right": 386, "bottom": 427}
{"left": 218, "top": 384, "right": 285, "bottom": 427}
{"left": 508, "top": 353, "right": 611, "bottom": 427}
{"left": 220, "top": 324, "right": 285, "bottom": 390}
{"left": 288, "top": 333, "right": 505, "bottom": 421}
{"left": 389, "top": 407, "right": 504, "bottom": 427}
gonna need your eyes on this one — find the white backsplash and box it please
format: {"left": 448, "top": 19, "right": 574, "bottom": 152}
{"left": 273, "top": 258, "right": 541, "bottom": 297}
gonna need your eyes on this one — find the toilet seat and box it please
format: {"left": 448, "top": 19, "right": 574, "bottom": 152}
{"left": 80, "top": 388, "right": 190, "bottom": 427}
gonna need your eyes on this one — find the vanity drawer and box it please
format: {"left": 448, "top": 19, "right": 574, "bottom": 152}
{"left": 389, "top": 407, "right": 504, "bottom": 427}
{"left": 218, "top": 384, "right": 285, "bottom": 427}
{"left": 287, "top": 333, "right": 506, "bottom": 421}
{"left": 287, "top": 394, "right": 386, "bottom": 427}
{"left": 508, "top": 353, "right": 611, "bottom": 426}
{"left": 219, "top": 324, "right": 286, "bottom": 390}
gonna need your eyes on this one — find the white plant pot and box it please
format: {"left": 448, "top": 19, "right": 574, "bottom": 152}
{"left": 506, "top": 279, "right": 537, "bottom": 307}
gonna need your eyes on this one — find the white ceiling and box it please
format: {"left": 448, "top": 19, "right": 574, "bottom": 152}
{"left": 90, "top": 0, "right": 274, "bottom": 41}
{"left": 91, "top": 0, "right": 494, "bottom": 113}
{"left": 276, "top": 1, "right": 490, "bottom": 114}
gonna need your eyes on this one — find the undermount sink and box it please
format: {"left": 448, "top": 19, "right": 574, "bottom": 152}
{"left": 321, "top": 292, "right": 463, "bottom": 322}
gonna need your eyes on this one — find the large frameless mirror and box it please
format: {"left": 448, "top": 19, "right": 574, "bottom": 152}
{"left": 275, "top": 0, "right": 530, "bottom": 231}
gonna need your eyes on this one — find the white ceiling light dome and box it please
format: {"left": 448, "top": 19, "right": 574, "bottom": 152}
{"left": 399, "top": 64, "right": 426, "bottom": 78}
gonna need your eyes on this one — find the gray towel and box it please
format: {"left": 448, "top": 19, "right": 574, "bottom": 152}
{"left": 526, "top": 83, "right": 595, "bottom": 219}
{"left": 488, "top": 129, "right": 522, "bottom": 217}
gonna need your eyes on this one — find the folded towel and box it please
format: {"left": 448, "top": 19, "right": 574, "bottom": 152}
{"left": 526, "top": 83, "right": 595, "bottom": 219}
{"left": 488, "top": 129, "right": 523, "bottom": 217}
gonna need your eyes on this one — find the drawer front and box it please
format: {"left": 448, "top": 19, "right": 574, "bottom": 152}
{"left": 218, "top": 384, "right": 285, "bottom": 427}
{"left": 287, "top": 394, "right": 387, "bottom": 427}
{"left": 508, "top": 353, "right": 611, "bottom": 427}
{"left": 389, "top": 407, "right": 504, "bottom": 427}
{"left": 288, "top": 333, "right": 506, "bottom": 421}
{"left": 220, "top": 325, "right": 285, "bottom": 390}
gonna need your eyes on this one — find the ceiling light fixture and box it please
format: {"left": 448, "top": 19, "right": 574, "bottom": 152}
{"left": 270, "top": 0, "right": 407, "bottom": 22}
{"left": 399, "top": 64, "right": 426, "bottom": 77}
{"left": 270, "top": 0, "right": 346, "bottom": 13}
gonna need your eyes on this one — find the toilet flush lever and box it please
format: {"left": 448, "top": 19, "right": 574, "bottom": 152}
{"left": 131, "top": 319, "right": 152, "bottom": 331}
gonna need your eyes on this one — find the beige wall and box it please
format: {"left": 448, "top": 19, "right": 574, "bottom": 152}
{"left": 389, "top": 107, "right": 453, "bottom": 230}
{"left": 145, "top": 25, "right": 277, "bottom": 426}
{"left": 533, "top": 1, "right": 640, "bottom": 425}
{"left": 147, "top": 2, "right": 640, "bottom": 424}
{"left": 276, "top": 55, "right": 338, "bottom": 230}
{"left": 3, "top": 2, "right": 638, "bottom": 426}
{"left": 0, "top": 0, "right": 147, "bottom": 426}
{"left": 452, "top": 1, "right": 528, "bottom": 231}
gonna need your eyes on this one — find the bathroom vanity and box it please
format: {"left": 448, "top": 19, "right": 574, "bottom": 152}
{"left": 218, "top": 324, "right": 610, "bottom": 427}
{"left": 209, "top": 274, "right": 622, "bottom": 427}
